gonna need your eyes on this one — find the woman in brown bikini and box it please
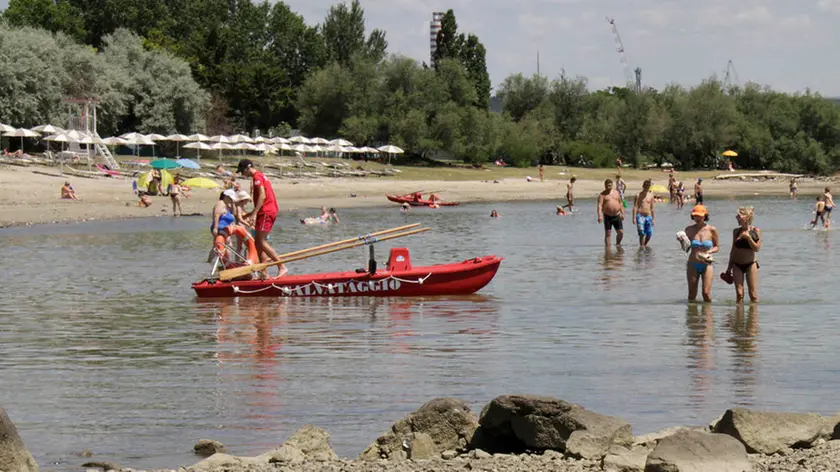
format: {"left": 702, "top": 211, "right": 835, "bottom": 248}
{"left": 723, "top": 207, "right": 761, "bottom": 303}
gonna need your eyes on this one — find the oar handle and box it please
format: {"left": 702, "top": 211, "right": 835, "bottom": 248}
{"left": 218, "top": 227, "right": 430, "bottom": 281}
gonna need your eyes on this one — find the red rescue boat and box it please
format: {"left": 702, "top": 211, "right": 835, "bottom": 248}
{"left": 192, "top": 247, "right": 502, "bottom": 298}
{"left": 386, "top": 193, "right": 460, "bottom": 207}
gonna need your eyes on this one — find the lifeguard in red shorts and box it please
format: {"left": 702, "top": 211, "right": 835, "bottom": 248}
{"left": 237, "top": 159, "right": 287, "bottom": 278}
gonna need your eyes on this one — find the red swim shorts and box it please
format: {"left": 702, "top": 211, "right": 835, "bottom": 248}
{"left": 255, "top": 212, "right": 277, "bottom": 233}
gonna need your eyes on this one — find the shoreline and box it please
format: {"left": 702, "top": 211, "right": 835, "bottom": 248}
{"left": 6, "top": 396, "right": 840, "bottom": 472}
{"left": 0, "top": 164, "right": 831, "bottom": 229}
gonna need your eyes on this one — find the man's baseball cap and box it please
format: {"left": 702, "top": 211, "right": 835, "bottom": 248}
{"left": 236, "top": 159, "right": 254, "bottom": 174}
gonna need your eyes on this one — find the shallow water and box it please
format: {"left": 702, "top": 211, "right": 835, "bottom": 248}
{"left": 2, "top": 197, "right": 839, "bottom": 470}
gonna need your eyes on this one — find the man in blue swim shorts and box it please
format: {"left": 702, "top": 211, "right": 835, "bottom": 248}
{"left": 633, "top": 179, "right": 656, "bottom": 247}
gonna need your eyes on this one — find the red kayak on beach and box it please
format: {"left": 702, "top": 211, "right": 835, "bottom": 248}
{"left": 193, "top": 247, "right": 501, "bottom": 298}
{"left": 386, "top": 194, "right": 460, "bottom": 207}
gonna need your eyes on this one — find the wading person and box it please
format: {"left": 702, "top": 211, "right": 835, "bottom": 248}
{"left": 694, "top": 178, "right": 704, "bottom": 204}
{"left": 633, "top": 179, "right": 656, "bottom": 247}
{"left": 561, "top": 176, "right": 576, "bottom": 212}
{"left": 823, "top": 187, "right": 835, "bottom": 229}
{"left": 237, "top": 159, "right": 287, "bottom": 278}
{"left": 811, "top": 196, "right": 826, "bottom": 229}
{"left": 597, "top": 179, "right": 624, "bottom": 247}
{"left": 789, "top": 178, "right": 798, "bottom": 199}
{"left": 723, "top": 207, "right": 761, "bottom": 303}
{"left": 668, "top": 173, "right": 677, "bottom": 204}
{"left": 685, "top": 205, "right": 719, "bottom": 302}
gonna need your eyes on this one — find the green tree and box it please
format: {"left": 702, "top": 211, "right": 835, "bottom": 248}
{"left": 322, "top": 0, "right": 387, "bottom": 66}
{"left": 2, "top": 0, "right": 86, "bottom": 41}
{"left": 497, "top": 73, "right": 549, "bottom": 122}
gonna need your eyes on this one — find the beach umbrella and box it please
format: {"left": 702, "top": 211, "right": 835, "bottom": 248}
{"left": 269, "top": 137, "right": 290, "bottom": 144}
{"left": 102, "top": 137, "right": 128, "bottom": 146}
{"left": 183, "top": 141, "right": 212, "bottom": 160}
{"left": 341, "top": 146, "right": 361, "bottom": 153}
{"left": 150, "top": 159, "right": 181, "bottom": 169}
{"left": 187, "top": 133, "right": 210, "bottom": 142}
{"left": 0, "top": 123, "right": 15, "bottom": 133}
{"left": 147, "top": 133, "right": 167, "bottom": 141}
{"left": 253, "top": 143, "right": 276, "bottom": 154}
{"left": 310, "top": 137, "right": 330, "bottom": 145}
{"left": 252, "top": 136, "right": 266, "bottom": 143}
{"left": 137, "top": 169, "right": 173, "bottom": 191}
{"left": 120, "top": 132, "right": 147, "bottom": 141}
{"left": 722, "top": 150, "right": 738, "bottom": 157}
{"left": 32, "top": 124, "right": 63, "bottom": 134}
{"left": 232, "top": 142, "right": 253, "bottom": 150}
{"left": 175, "top": 158, "right": 201, "bottom": 169}
{"left": 330, "top": 138, "right": 353, "bottom": 146}
{"left": 288, "top": 135, "right": 310, "bottom": 144}
{"left": 77, "top": 135, "right": 104, "bottom": 145}
{"left": 3, "top": 128, "right": 41, "bottom": 150}
{"left": 165, "top": 134, "right": 190, "bottom": 157}
{"left": 228, "top": 133, "right": 253, "bottom": 143}
{"left": 181, "top": 177, "right": 220, "bottom": 189}
{"left": 208, "top": 135, "right": 230, "bottom": 143}
{"left": 650, "top": 184, "right": 669, "bottom": 193}
{"left": 377, "top": 145, "right": 404, "bottom": 154}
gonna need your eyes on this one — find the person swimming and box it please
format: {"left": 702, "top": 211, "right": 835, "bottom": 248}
{"left": 684, "top": 205, "right": 719, "bottom": 302}
{"left": 490, "top": 210, "right": 499, "bottom": 218}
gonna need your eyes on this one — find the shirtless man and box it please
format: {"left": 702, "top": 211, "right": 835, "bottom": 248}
{"left": 668, "top": 173, "right": 677, "bottom": 204}
{"left": 633, "top": 179, "right": 656, "bottom": 247}
{"left": 597, "top": 179, "right": 625, "bottom": 247}
{"left": 694, "top": 178, "right": 704, "bottom": 204}
{"left": 561, "top": 177, "right": 577, "bottom": 211}
{"left": 823, "top": 187, "right": 835, "bottom": 229}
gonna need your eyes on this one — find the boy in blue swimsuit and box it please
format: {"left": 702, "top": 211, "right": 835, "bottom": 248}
{"left": 633, "top": 179, "right": 656, "bottom": 247}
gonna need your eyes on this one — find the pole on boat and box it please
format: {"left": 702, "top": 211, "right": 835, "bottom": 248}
{"left": 217, "top": 224, "right": 427, "bottom": 281}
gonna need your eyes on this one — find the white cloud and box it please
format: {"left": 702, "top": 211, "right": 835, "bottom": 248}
{"left": 780, "top": 14, "right": 811, "bottom": 29}
{"left": 818, "top": 0, "right": 840, "bottom": 12}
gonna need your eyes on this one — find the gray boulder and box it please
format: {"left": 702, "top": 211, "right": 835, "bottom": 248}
{"left": 713, "top": 408, "right": 827, "bottom": 454}
{"left": 473, "top": 394, "right": 632, "bottom": 459}
{"left": 645, "top": 430, "right": 750, "bottom": 472}
{"left": 193, "top": 440, "right": 226, "bottom": 457}
{"left": 283, "top": 425, "right": 337, "bottom": 461}
{"left": 185, "top": 453, "right": 268, "bottom": 472}
{"left": 0, "top": 408, "right": 38, "bottom": 472}
{"left": 358, "top": 398, "right": 478, "bottom": 460}
{"left": 603, "top": 444, "right": 650, "bottom": 472}
{"left": 407, "top": 432, "right": 436, "bottom": 460}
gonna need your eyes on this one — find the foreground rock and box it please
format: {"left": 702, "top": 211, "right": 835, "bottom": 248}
{"left": 359, "top": 398, "right": 478, "bottom": 461}
{"left": 752, "top": 439, "right": 840, "bottom": 471}
{"left": 193, "top": 440, "right": 226, "bottom": 456}
{"left": 0, "top": 408, "right": 38, "bottom": 472}
{"left": 713, "top": 408, "right": 828, "bottom": 454}
{"left": 645, "top": 430, "right": 750, "bottom": 472}
{"left": 473, "top": 395, "right": 632, "bottom": 459}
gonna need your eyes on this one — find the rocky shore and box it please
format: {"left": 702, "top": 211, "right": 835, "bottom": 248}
{"left": 5, "top": 396, "right": 840, "bottom": 472}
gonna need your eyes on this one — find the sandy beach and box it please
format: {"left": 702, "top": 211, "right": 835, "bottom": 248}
{"left": 0, "top": 164, "right": 832, "bottom": 228}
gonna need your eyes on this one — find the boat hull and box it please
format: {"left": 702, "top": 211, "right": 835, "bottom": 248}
{"left": 192, "top": 255, "right": 502, "bottom": 298}
{"left": 386, "top": 195, "right": 460, "bottom": 206}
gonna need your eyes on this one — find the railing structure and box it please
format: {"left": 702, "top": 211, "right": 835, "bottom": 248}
{"left": 63, "top": 98, "right": 119, "bottom": 169}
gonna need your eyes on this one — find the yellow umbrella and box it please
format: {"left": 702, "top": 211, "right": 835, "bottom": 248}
{"left": 722, "top": 150, "right": 738, "bottom": 157}
{"left": 181, "top": 177, "right": 221, "bottom": 189}
{"left": 650, "top": 184, "right": 668, "bottom": 193}
{"left": 136, "top": 169, "right": 173, "bottom": 191}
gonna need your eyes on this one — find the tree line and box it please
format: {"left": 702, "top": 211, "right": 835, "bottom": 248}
{"left": 2, "top": 0, "right": 840, "bottom": 174}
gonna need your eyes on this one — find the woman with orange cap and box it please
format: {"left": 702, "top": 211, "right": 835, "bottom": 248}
{"left": 684, "top": 204, "right": 719, "bottom": 302}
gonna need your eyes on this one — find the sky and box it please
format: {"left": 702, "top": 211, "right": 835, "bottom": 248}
{"left": 3, "top": 0, "right": 838, "bottom": 95}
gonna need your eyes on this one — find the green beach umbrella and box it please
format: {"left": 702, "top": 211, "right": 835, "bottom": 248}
{"left": 150, "top": 159, "right": 181, "bottom": 170}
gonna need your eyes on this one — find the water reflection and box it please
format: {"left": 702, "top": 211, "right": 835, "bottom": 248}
{"left": 725, "top": 303, "right": 760, "bottom": 404}
{"left": 685, "top": 303, "right": 715, "bottom": 405}
{"left": 633, "top": 246, "right": 655, "bottom": 270}
{"left": 600, "top": 246, "right": 625, "bottom": 290}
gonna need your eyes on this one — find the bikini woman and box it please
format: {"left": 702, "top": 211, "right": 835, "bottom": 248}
{"left": 685, "top": 205, "right": 719, "bottom": 302}
{"left": 724, "top": 207, "right": 761, "bottom": 303}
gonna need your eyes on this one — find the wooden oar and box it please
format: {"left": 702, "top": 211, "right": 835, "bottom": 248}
{"left": 218, "top": 226, "right": 428, "bottom": 281}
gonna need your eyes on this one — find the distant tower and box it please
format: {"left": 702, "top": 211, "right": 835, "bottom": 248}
{"left": 430, "top": 11, "right": 444, "bottom": 67}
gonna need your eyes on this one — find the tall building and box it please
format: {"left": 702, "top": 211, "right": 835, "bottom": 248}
{"left": 430, "top": 12, "right": 445, "bottom": 67}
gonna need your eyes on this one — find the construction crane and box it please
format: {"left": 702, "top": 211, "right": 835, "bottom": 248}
{"left": 606, "top": 17, "right": 640, "bottom": 91}
{"left": 722, "top": 60, "right": 740, "bottom": 89}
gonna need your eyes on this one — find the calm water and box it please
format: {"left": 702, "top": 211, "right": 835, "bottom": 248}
{"left": 2, "top": 197, "right": 840, "bottom": 470}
